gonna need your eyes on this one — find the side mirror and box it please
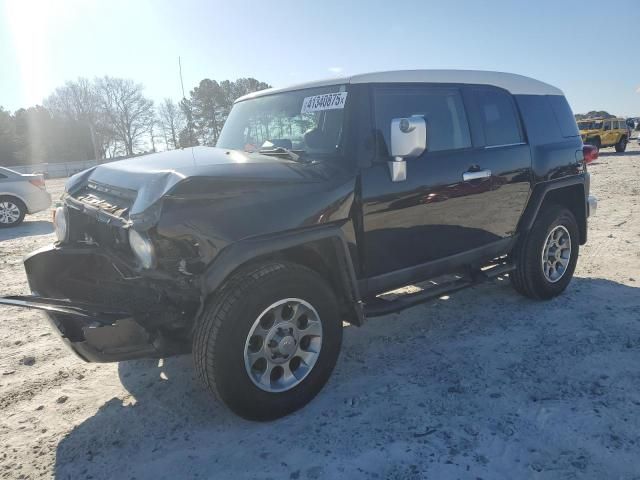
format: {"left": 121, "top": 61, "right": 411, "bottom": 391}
{"left": 389, "top": 116, "right": 426, "bottom": 182}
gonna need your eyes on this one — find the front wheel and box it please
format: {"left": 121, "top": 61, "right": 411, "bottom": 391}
{"left": 193, "top": 261, "right": 342, "bottom": 420}
{"left": 510, "top": 206, "right": 579, "bottom": 299}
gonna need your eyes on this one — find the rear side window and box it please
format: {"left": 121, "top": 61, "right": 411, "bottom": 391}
{"left": 474, "top": 88, "right": 522, "bottom": 146}
{"left": 548, "top": 96, "right": 579, "bottom": 137}
{"left": 0, "top": 173, "right": 6, "bottom": 179}
{"left": 373, "top": 86, "right": 471, "bottom": 155}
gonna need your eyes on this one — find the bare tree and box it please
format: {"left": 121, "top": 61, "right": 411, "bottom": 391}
{"left": 158, "top": 98, "right": 183, "bottom": 150}
{"left": 45, "top": 78, "right": 101, "bottom": 161}
{"left": 97, "top": 77, "right": 154, "bottom": 156}
{"left": 93, "top": 109, "right": 119, "bottom": 159}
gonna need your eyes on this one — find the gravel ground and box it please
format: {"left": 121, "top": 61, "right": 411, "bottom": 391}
{"left": 1, "top": 143, "right": 639, "bottom": 480}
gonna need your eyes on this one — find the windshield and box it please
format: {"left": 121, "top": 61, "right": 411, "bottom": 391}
{"left": 217, "top": 85, "right": 348, "bottom": 156}
{"left": 578, "top": 120, "right": 603, "bottom": 130}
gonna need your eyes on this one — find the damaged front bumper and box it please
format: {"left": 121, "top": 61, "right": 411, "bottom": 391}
{"left": 0, "top": 245, "right": 198, "bottom": 362}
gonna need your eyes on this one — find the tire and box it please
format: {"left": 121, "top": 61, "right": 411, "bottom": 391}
{"left": 510, "top": 205, "right": 579, "bottom": 300}
{"left": 0, "top": 196, "right": 26, "bottom": 228}
{"left": 193, "top": 261, "right": 342, "bottom": 420}
{"left": 615, "top": 136, "right": 627, "bottom": 152}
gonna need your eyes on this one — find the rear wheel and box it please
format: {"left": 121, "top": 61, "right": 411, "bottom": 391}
{"left": 193, "top": 261, "right": 342, "bottom": 420}
{"left": 0, "top": 196, "right": 26, "bottom": 228}
{"left": 615, "top": 136, "right": 627, "bottom": 152}
{"left": 510, "top": 205, "right": 579, "bottom": 299}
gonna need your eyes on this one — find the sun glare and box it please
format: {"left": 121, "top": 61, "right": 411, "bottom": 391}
{"left": 5, "top": 0, "right": 81, "bottom": 106}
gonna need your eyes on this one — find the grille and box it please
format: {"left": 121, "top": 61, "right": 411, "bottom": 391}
{"left": 74, "top": 184, "right": 133, "bottom": 218}
{"left": 67, "top": 207, "right": 129, "bottom": 252}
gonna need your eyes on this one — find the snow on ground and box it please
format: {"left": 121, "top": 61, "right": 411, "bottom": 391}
{"left": 1, "top": 144, "right": 639, "bottom": 479}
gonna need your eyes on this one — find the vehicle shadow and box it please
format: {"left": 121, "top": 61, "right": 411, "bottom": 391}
{"left": 597, "top": 150, "right": 635, "bottom": 158}
{"left": 53, "top": 276, "right": 640, "bottom": 479}
{"left": 0, "top": 220, "right": 53, "bottom": 242}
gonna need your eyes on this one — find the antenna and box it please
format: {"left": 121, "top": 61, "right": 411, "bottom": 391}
{"left": 178, "top": 56, "right": 196, "bottom": 156}
{"left": 179, "top": 56, "right": 186, "bottom": 100}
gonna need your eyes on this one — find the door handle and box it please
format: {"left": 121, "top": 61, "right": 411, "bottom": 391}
{"left": 462, "top": 169, "right": 491, "bottom": 181}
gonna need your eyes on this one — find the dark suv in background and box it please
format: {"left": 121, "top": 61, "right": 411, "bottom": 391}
{"left": 0, "top": 70, "right": 597, "bottom": 420}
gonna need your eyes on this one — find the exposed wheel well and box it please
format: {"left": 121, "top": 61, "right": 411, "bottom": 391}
{"left": 209, "top": 238, "right": 363, "bottom": 326}
{"left": 539, "top": 185, "right": 586, "bottom": 244}
{"left": 0, "top": 194, "right": 26, "bottom": 208}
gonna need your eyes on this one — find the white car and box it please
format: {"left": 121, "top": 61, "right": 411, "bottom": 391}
{"left": 0, "top": 167, "right": 52, "bottom": 227}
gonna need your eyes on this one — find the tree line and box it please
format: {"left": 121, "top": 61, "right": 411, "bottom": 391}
{"left": 0, "top": 76, "right": 270, "bottom": 167}
{"left": 574, "top": 111, "right": 615, "bottom": 120}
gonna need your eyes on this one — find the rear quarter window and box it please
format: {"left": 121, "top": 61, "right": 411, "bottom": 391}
{"left": 547, "top": 96, "right": 579, "bottom": 138}
{"left": 515, "top": 95, "right": 562, "bottom": 145}
{"left": 473, "top": 88, "right": 522, "bottom": 146}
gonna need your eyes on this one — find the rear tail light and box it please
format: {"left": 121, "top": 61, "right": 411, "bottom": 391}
{"left": 29, "top": 177, "right": 46, "bottom": 189}
{"left": 583, "top": 145, "right": 598, "bottom": 165}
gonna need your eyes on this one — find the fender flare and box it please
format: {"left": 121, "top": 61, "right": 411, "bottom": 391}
{"left": 200, "top": 225, "right": 365, "bottom": 326}
{"left": 517, "top": 175, "right": 587, "bottom": 242}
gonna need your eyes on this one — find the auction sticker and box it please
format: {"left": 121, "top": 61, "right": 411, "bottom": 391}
{"left": 301, "top": 92, "right": 348, "bottom": 114}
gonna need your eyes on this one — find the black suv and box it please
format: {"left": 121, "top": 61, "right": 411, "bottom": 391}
{"left": 0, "top": 70, "right": 597, "bottom": 420}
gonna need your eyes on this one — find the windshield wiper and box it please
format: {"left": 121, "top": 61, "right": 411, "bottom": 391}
{"left": 258, "top": 147, "right": 307, "bottom": 163}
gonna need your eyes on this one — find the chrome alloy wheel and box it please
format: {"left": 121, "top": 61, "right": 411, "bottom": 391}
{"left": 541, "top": 225, "right": 572, "bottom": 283}
{"left": 0, "top": 201, "right": 21, "bottom": 225}
{"left": 244, "top": 298, "right": 323, "bottom": 393}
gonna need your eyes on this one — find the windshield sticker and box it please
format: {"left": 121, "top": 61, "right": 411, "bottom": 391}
{"left": 301, "top": 92, "right": 348, "bottom": 114}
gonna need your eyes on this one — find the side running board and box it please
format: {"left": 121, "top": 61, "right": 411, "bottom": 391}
{"left": 364, "top": 262, "right": 515, "bottom": 318}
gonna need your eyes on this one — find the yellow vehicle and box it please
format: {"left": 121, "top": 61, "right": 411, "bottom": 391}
{"left": 578, "top": 117, "right": 629, "bottom": 152}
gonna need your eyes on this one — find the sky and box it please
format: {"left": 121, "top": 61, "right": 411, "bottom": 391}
{"left": 1, "top": 0, "right": 639, "bottom": 116}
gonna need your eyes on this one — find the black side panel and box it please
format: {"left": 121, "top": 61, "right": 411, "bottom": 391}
{"left": 514, "top": 93, "right": 587, "bottom": 242}
{"left": 515, "top": 94, "right": 584, "bottom": 182}
{"left": 360, "top": 84, "right": 531, "bottom": 278}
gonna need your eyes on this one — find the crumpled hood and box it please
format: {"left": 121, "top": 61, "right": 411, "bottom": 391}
{"left": 66, "top": 146, "right": 321, "bottom": 227}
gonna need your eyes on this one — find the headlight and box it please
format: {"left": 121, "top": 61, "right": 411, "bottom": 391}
{"left": 53, "top": 206, "right": 69, "bottom": 242}
{"left": 128, "top": 229, "right": 156, "bottom": 269}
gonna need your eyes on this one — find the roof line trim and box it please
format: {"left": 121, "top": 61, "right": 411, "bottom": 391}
{"left": 235, "top": 69, "right": 563, "bottom": 102}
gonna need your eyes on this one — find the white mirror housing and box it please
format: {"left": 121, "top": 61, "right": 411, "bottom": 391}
{"left": 390, "top": 116, "right": 427, "bottom": 159}
{"left": 388, "top": 116, "right": 427, "bottom": 182}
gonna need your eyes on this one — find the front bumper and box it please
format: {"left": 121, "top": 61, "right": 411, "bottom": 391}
{"left": 1, "top": 295, "right": 160, "bottom": 362}
{"left": 0, "top": 245, "right": 196, "bottom": 362}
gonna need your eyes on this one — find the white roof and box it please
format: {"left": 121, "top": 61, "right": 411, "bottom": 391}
{"left": 235, "top": 69, "right": 563, "bottom": 102}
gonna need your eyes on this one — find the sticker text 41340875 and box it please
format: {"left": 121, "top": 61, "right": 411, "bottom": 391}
{"left": 301, "top": 92, "right": 348, "bottom": 114}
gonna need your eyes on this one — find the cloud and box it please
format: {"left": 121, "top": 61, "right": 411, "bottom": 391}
{"left": 636, "top": 85, "right": 640, "bottom": 94}
{"left": 328, "top": 67, "right": 343, "bottom": 74}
